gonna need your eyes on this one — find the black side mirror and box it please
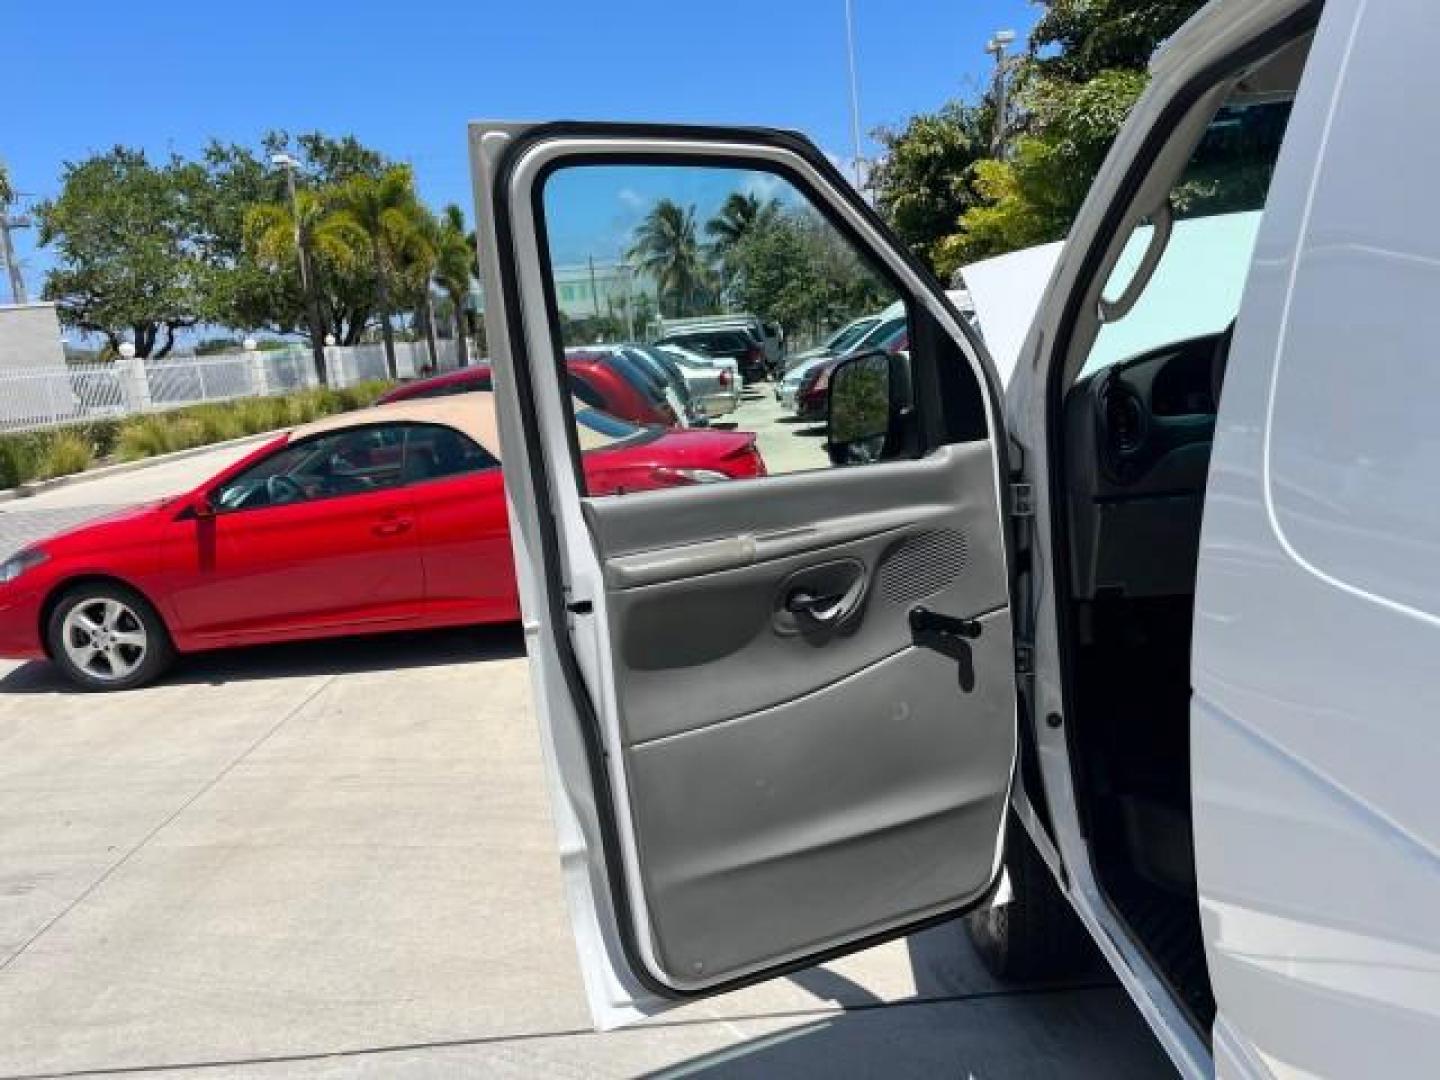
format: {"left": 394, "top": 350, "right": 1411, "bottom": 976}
{"left": 827, "top": 349, "right": 904, "bottom": 465}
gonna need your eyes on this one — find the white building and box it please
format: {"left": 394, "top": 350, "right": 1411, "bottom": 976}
{"left": 0, "top": 302, "right": 66, "bottom": 369}
{"left": 471, "top": 262, "right": 656, "bottom": 333}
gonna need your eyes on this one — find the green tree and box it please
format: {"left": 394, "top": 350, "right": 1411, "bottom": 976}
{"left": 37, "top": 148, "right": 207, "bottom": 358}
{"left": 730, "top": 208, "right": 888, "bottom": 339}
{"left": 628, "top": 199, "right": 710, "bottom": 317}
{"left": 942, "top": 0, "right": 1206, "bottom": 269}
{"left": 200, "top": 135, "right": 390, "bottom": 349}
{"left": 0, "top": 160, "right": 13, "bottom": 208}
{"left": 1030, "top": 0, "right": 1203, "bottom": 82}
{"left": 243, "top": 187, "right": 371, "bottom": 381}
{"left": 947, "top": 69, "right": 1148, "bottom": 269}
{"left": 330, "top": 166, "right": 435, "bottom": 378}
{"left": 869, "top": 102, "right": 992, "bottom": 272}
{"left": 705, "top": 192, "right": 779, "bottom": 279}
{"left": 433, "top": 204, "right": 476, "bottom": 366}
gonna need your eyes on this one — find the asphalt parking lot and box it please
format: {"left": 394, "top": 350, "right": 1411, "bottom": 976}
{"left": 0, "top": 388, "right": 1174, "bottom": 1079}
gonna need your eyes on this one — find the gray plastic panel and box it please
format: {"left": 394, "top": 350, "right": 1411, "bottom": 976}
{"left": 590, "top": 445, "right": 1007, "bottom": 745}
{"left": 628, "top": 615, "right": 1014, "bottom": 983}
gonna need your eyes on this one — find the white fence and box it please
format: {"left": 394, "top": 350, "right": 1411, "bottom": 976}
{"left": 0, "top": 339, "right": 473, "bottom": 434}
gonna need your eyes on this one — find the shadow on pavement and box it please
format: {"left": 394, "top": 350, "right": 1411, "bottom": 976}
{"left": 641, "top": 926, "right": 1168, "bottom": 1079}
{"left": 0, "top": 623, "right": 525, "bottom": 694}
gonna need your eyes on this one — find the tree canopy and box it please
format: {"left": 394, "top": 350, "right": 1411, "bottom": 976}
{"left": 873, "top": 0, "right": 1209, "bottom": 278}
{"left": 36, "top": 133, "right": 475, "bottom": 363}
{"left": 38, "top": 148, "right": 208, "bottom": 358}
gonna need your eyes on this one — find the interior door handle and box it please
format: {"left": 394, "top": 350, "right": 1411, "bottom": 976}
{"left": 785, "top": 589, "right": 848, "bottom": 625}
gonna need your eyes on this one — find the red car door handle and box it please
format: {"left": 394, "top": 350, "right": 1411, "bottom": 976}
{"left": 372, "top": 517, "right": 414, "bottom": 537}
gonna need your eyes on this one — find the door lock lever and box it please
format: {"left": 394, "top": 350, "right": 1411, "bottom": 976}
{"left": 909, "top": 607, "right": 983, "bottom": 692}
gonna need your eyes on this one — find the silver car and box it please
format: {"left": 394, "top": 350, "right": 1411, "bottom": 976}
{"left": 653, "top": 343, "right": 741, "bottom": 419}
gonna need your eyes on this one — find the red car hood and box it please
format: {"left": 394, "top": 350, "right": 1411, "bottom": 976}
{"left": 30, "top": 497, "right": 175, "bottom": 554}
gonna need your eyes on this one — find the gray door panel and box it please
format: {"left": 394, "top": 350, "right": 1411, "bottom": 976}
{"left": 582, "top": 443, "right": 1013, "bottom": 986}
{"left": 590, "top": 445, "right": 1006, "bottom": 746}
{"left": 627, "top": 613, "right": 1014, "bottom": 984}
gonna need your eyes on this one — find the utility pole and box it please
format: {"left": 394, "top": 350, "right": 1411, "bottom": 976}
{"left": 986, "top": 30, "right": 1018, "bottom": 157}
{"left": 0, "top": 209, "right": 29, "bottom": 305}
{"left": 270, "top": 152, "right": 329, "bottom": 386}
{"left": 588, "top": 255, "right": 602, "bottom": 318}
{"left": 843, "top": 0, "right": 865, "bottom": 190}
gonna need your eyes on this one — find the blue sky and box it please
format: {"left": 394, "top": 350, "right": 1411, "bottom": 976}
{"left": 6, "top": 0, "right": 1039, "bottom": 296}
{"left": 545, "top": 166, "right": 808, "bottom": 267}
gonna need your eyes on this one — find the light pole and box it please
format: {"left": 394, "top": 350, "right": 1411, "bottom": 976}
{"left": 843, "top": 0, "right": 865, "bottom": 190}
{"left": 985, "top": 29, "right": 1018, "bottom": 157}
{"left": 0, "top": 208, "right": 31, "bottom": 305}
{"left": 270, "top": 152, "right": 329, "bottom": 386}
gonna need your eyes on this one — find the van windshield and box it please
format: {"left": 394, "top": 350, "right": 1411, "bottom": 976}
{"left": 1084, "top": 99, "right": 1296, "bottom": 376}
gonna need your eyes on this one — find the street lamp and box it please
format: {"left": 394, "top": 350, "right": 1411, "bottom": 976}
{"left": 843, "top": 0, "right": 865, "bottom": 190}
{"left": 270, "top": 151, "right": 329, "bottom": 386}
{"left": 985, "top": 29, "right": 1018, "bottom": 156}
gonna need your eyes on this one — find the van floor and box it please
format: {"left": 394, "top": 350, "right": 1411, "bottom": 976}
{"left": 1073, "top": 596, "right": 1217, "bottom": 1036}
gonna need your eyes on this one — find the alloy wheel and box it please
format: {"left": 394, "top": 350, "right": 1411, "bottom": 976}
{"left": 60, "top": 598, "right": 149, "bottom": 683}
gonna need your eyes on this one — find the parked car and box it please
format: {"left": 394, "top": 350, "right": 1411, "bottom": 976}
{"left": 649, "top": 343, "right": 740, "bottom": 419}
{"left": 659, "top": 314, "right": 783, "bottom": 373}
{"left": 609, "top": 345, "right": 706, "bottom": 427}
{"left": 784, "top": 316, "right": 908, "bottom": 418}
{"left": 467, "top": 4, "right": 1425, "bottom": 1074}
{"left": 795, "top": 323, "right": 907, "bottom": 422}
{"left": 380, "top": 356, "right": 681, "bottom": 428}
{"left": 776, "top": 353, "right": 832, "bottom": 413}
{"left": 655, "top": 328, "right": 768, "bottom": 383}
{"left": 781, "top": 315, "right": 880, "bottom": 374}
{"left": 0, "top": 393, "right": 764, "bottom": 690}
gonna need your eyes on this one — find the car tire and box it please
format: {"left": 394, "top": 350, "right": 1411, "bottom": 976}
{"left": 46, "top": 582, "right": 175, "bottom": 692}
{"left": 965, "top": 817, "right": 1096, "bottom": 981}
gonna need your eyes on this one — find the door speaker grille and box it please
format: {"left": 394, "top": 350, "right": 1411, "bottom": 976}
{"left": 876, "top": 529, "right": 969, "bottom": 605}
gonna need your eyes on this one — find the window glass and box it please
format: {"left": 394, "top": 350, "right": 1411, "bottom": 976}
{"left": 214, "top": 425, "right": 409, "bottom": 511}
{"left": 402, "top": 424, "right": 498, "bottom": 481}
{"left": 1083, "top": 100, "right": 1296, "bottom": 377}
{"left": 541, "top": 162, "right": 915, "bottom": 493}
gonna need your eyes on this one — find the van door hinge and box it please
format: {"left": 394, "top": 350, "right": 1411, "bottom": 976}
{"left": 1010, "top": 482, "right": 1034, "bottom": 518}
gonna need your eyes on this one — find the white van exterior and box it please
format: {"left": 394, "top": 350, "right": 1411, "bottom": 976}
{"left": 469, "top": 0, "right": 1438, "bottom": 1074}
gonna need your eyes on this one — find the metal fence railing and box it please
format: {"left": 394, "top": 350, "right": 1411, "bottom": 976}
{"left": 0, "top": 339, "right": 473, "bottom": 434}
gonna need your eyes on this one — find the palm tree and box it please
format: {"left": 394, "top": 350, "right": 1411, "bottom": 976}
{"left": 403, "top": 207, "right": 445, "bottom": 371}
{"left": 434, "top": 205, "right": 476, "bottom": 367}
{"left": 627, "top": 199, "right": 709, "bottom": 317}
{"left": 706, "top": 192, "right": 779, "bottom": 269}
{"left": 330, "top": 166, "right": 434, "bottom": 379}
{"left": 0, "top": 161, "right": 13, "bottom": 209}
{"left": 244, "top": 189, "right": 368, "bottom": 385}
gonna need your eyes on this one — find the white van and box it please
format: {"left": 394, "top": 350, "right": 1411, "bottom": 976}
{"left": 469, "top": 1, "right": 1437, "bottom": 1074}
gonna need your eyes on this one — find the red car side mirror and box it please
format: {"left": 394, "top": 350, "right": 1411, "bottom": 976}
{"left": 191, "top": 496, "right": 217, "bottom": 520}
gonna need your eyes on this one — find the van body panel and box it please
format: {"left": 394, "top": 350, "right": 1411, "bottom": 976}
{"left": 1194, "top": 1, "right": 1440, "bottom": 1074}
{"left": 1002, "top": 0, "right": 1330, "bottom": 1074}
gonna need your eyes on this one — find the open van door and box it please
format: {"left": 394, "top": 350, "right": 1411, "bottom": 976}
{"left": 470, "top": 121, "right": 1022, "bottom": 1026}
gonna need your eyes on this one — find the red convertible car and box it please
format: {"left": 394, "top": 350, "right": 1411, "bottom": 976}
{"left": 0, "top": 393, "right": 765, "bottom": 690}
